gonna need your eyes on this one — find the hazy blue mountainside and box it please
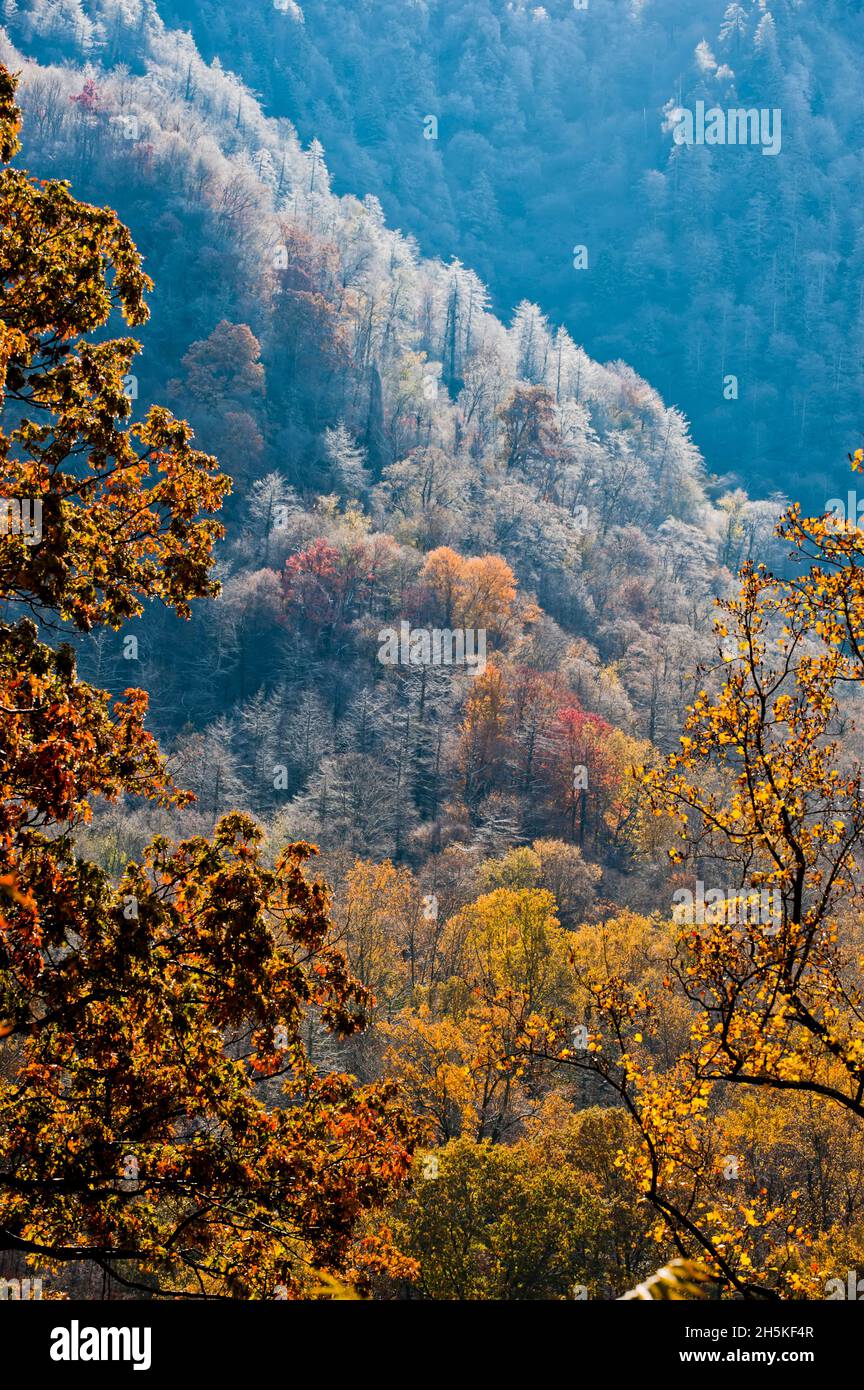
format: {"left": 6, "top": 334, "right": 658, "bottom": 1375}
{"left": 141, "top": 0, "right": 864, "bottom": 508}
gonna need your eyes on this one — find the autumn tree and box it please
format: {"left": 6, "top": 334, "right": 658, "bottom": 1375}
{"left": 382, "top": 885, "right": 577, "bottom": 1145}
{"left": 0, "top": 66, "right": 418, "bottom": 1298}
{"left": 442, "top": 887, "right": 574, "bottom": 1019}
{"left": 381, "top": 1008, "right": 526, "bottom": 1145}
{"left": 481, "top": 840, "right": 600, "bottom": 929}
{"left": 544, "top": 707, "right": 647, "bottom": 851}
{"left": 332, "top": 858, "right": 425, "bottom": 1021}
{"left": 497, "top": 384, "right": 567, "bottom": 499}
{"left": 455, "top": 662, "right": 509, "bottom": 814}
{"left": 527, "top": 460, "right": 864, "bottom": 1296}
{"left": 420, "top": 546, "right": 516, "bottom": 634}
{"left": 172, "top": 320, "right": 265, "bottom": 410}
{"left": 266, "top": 224, "right": 348, "bottom": 430}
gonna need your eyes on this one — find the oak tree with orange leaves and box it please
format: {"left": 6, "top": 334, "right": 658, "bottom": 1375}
{"left": 0, "top": 65, "right": 418, "bottom": 1299}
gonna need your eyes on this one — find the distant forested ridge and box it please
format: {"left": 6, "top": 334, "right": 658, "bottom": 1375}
{"left": 139, "top": 0, "right": 864, "bottom": 507}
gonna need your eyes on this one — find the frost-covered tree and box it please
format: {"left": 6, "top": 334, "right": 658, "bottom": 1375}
{"left": 719, "top": 2, "right": 749, "bottom": 50}
{"left": 324, "top": 421, "right": 370, "bottom": 496}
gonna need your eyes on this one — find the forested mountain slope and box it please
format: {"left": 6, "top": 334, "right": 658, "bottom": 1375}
{"left": 0, "top": 2, "right": 786, "bottom": 891}
{"left": 135, "top": 0, "right": 864, "bottom": 506}
{"left": 5, "top": 0, "right": 864, "bottom": 1309}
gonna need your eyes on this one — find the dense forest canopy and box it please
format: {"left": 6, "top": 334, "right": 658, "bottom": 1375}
{"left": 2, "top": 0, "right": 864, "bottom": 1312}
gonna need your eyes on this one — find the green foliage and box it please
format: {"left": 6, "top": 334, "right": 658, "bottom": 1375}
{"left": 385, "top": 1105, "right": 658, "bottom": 1300}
